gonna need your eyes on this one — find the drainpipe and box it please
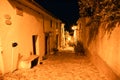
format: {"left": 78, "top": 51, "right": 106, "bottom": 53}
{"left": 11, "top": 45, "right": 13, "bottom": 72}
{"left": 11, "top": 42, "right": 18, "bottom": 72}
{"left": 0, "top": 39, "right": 4, "bottom": 74}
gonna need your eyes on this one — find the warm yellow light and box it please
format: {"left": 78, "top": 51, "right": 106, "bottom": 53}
{"left": 72, "top": 26, "right": 77, "bottom": 30}
{"left": 68, "top": 36, "right": 71, "bottom": 41}
{"left": 72, "top": 26, "right": 75, "bottom": 30}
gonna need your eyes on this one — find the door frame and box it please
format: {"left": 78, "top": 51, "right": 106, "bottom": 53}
{"left": 45, "top": 33, "right": 50, "bottom": 55}
{"left": 32, "top": 35, "right": 40, "bottom": 55}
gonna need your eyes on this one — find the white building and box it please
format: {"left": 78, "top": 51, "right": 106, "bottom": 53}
{"left": 0, "top": 0, "right": 62, "bottom": 74}
{"left": 60, "top": 23, "right": 65, "bottom": 48}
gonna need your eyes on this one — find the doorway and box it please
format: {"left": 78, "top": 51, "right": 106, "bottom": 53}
{"left": 45, "top": 36, "right": 48, "bottom": 55}
{"left": 56, "top": 35, "right": 58, "bottom": 48}
{"left": 32, "top": 35, "right": 39, "bottom": 55}
{"left": 45, "top": 33, "right": 50, "bottom": 55}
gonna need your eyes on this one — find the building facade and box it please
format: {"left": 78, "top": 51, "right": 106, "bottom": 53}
{"left": 0, "top": 0, "right": 62, "bottom": 74}
{"left": 60, "top": 23, "right": 65, "bottom": 48}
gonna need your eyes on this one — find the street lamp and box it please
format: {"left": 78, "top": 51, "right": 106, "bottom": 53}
{"left": 72, "top": 25, "right": 78, "bottom": 45}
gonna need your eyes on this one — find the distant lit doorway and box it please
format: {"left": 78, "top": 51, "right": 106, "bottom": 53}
{"left": 32, "top": 35, "right": 39, "bottom": 55}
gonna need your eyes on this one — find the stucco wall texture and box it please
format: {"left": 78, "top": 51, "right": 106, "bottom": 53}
{"left": 0, "top": 0, "right": 47, "bottom": 74}
{"left": 79, "top": 18, "right": 120, "bottom": 79}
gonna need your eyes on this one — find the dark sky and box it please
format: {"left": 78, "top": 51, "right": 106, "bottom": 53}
{"left": 34, "top": 0, "right": 80, "bottom": 31}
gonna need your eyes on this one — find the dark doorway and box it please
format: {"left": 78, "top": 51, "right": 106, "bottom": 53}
{"left": 56, "top": 35, "right": 58, "bottom": 48}
{"left": 31, "top": 57, "right": 38, "bottom": 68}
{"left": 32, "top": 35, "right": 37, "bottom": 55}
{"left": 45, "top": 36, "right": 48, "bottom": 55}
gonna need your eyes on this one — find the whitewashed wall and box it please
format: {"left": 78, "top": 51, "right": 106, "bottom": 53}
{"left": 0, "top": 0, "right": 45, "bottom": 74}
{"left": 78, "top": 18, "right": 120, "bottom": 79}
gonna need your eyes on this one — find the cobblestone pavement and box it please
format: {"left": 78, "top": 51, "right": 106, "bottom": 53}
{"left": 3, "top": 49, "right": 110, "bottom": 80}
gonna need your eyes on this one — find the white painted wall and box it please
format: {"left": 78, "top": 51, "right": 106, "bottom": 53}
{"left": 78, "top": 18, "right": 120, "bottom": 79}
{"left": 61, "top": 23, "right": 65, "bottom": 48}
{"left": 98, "top": 24, "right": 120, "bottom": 77}
{"left": 0, "top": 0, "right": 62, "bottom": 74}
{"left": 0, "top": 38, "right": 4, "bottom": 74}
{"left": 0, "top": 0, "right": 45, "bottom": 74}
{"left": 87, "top": 24, "right": 120, "bottom": 79}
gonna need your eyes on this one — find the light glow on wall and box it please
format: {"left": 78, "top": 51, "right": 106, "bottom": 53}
{"left": 72, "top": 25, "right": 78, "bottom": 44}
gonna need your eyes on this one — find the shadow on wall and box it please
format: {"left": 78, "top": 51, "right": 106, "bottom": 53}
{"left": 86, "top": 17, "right": 120, "bottom": 45}
{"left": 86, "top": 19, "right": 100, "bottom": 45}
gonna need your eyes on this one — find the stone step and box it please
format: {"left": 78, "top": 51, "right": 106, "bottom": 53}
{"left": 18, "top": 55, "right": 39, "bottom": 69}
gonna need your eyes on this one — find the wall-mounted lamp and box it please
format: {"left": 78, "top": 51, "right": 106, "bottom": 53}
{"left": 12, "top": 42, "right": 18, "bottom": 47}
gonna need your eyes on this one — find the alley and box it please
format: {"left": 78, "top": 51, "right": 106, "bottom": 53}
{"left": 3, "top": 48, "right": 109, "bottom": 80}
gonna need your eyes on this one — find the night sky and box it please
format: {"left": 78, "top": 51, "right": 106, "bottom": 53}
{"left": 34, "top": 0, "right": 80, "bottom": 31}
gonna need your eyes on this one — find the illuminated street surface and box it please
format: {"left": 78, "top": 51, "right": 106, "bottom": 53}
{"left": 4, "top": 47, "right": 109, "bottom": 80}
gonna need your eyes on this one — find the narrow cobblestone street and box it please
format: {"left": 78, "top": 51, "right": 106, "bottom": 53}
{"left": 3, "top": 47, "right": 110, "bottom": 80}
